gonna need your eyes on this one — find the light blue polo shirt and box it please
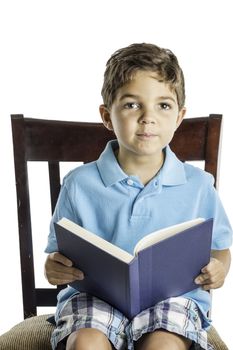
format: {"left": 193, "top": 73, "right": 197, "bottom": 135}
{"left": 45, "top": 140, "right": 232, "bottom": 322}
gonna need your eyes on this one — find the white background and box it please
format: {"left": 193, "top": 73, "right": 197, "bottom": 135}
{"left": 0, "top": 0, "right": 232, "bottom": 348}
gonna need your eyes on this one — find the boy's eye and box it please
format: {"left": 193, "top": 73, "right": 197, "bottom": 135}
{"left": 159, "top": 103, "right": 171, "bottom": 110}
{"left": 124, "top": 102, "right": 141, "bottom": 110}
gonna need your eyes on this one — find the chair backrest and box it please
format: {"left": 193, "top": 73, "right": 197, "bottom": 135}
{"left": 11, "top": 113, "right": 222, "bottom": 319}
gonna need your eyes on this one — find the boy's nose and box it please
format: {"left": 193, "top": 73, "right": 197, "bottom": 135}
{"left": 139, "top": 119, "right": 155, "bottom": 124}
{"left": 139, "top": 115, "right": 156, "bottom": 124}
{"left": 139, "top": 107, "right": 157, "bottom": 124}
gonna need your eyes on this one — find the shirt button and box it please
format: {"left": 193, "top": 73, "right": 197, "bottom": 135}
{"left": 127, "top": 179, "right": 134, "bottom": 186}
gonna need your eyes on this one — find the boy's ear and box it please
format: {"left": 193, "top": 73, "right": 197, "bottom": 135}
{"left": 176, "top": 107, "right": 186, "bottom": 129}
{"left": 99, "top": 104, "right": 113, "bottom": 131}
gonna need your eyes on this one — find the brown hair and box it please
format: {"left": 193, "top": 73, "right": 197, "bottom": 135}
{"left": 101, "top": 43, "right": 185, "bottom": 110}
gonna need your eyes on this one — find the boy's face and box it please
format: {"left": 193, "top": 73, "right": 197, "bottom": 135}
{"left": 100, "top": 70, "right": 186, "bottom": 162}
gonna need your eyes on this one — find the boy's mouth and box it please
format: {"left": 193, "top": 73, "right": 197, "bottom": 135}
{"left": 136, "top": 132, "right": 156, "bottom": 138}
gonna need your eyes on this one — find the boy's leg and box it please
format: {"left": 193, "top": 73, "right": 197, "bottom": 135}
{"left": 128, "top": 297, "right": 210, "bottom": 350}
{"left": 66, "top": 328, "right": 114, "bottom": 350}
{"left": 135, "top": 329, "right": 192, "bottom": 350}
{"left": 52, "top": 293, "right": 129, "bottom": 350}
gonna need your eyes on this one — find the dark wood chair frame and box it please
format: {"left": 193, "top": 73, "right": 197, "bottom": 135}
{"left": 11, "top": 113, "right": 222, "bottom": 319}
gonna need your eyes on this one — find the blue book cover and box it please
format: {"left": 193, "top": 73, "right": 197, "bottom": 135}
{"left": 55, "top": 217, "right": 213, "bottom": 319}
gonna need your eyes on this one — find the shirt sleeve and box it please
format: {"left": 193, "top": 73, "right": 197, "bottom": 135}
{"left": 201, "top": 175, "right": 233, "bottom": 250}
{"left": 44, "top": 177, "right": 79, "bottom": 253}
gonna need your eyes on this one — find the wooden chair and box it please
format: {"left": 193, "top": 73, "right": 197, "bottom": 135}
{"left": 0, "top": 114, "right": 229, "bottom": 349}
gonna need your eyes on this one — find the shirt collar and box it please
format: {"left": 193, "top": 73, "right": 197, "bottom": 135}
{"left": 96, "top": 140, "right": 187, "bottom": 187}
{"left": 97, "top": 140, "right": 128, "bottom": 186}
{"left": 160, "top": 145, "right": 187, "bottom": 186}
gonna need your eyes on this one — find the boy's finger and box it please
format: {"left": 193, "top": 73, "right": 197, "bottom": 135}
{"left": 50, "top": 252, "right": 73, "bottom": 267}
{"left": 194, "top": 273, "right": 209, "bottom": 284}
{"left": 73, "top": 268, "right": 84, "bottom": 280}
{"left": 54, "top": 268, "right": 84, "bottom": 283}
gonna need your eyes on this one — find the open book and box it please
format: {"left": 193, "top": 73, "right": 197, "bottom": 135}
{"left": 55, "top": 217, "right": 213, "bottom": 319}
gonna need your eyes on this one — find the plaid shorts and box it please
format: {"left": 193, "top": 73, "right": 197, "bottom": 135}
{"left": 51, "top": 292, "right": 213, "bottom": 350}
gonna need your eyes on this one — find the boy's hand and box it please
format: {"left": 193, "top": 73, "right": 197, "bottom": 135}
{"left": 44, "top": 252, "right": 84, "bottom": 285}
{"left": 195, "top": 249, "right": 231, "bottom": 290}
{"left": 194, "top": 257, "right": 226, "bottom": 290}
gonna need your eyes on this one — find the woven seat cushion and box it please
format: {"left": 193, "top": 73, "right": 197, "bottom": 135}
{"left": 207, "top": 326, "right": 229, "bottom": 350}
{"left": 0, "top": 314, "right": 55, "bottom": 350}
{"left": 0, "top": 314, "right": 228, "bottom": 350}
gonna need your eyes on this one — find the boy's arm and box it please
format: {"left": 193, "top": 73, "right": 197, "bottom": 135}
{"left": 45, "top": 252, "right": 84, "bottom": 285}
{"left": 211, "top": 249, "right": 231, "bottom": 275}
{"left": 195, "top": 249, "right": 231, "bottom": 290}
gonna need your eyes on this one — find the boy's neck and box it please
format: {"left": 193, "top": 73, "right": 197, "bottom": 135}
{"left": 116, "top": 150, "right": 164, "bottom": 186}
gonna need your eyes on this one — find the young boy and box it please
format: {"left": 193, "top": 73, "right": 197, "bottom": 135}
{"left": 45, "top": 43, "right": 232, "bottom": 350}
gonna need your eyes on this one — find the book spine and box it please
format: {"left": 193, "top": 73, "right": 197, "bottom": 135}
{"left": 127, "top": 258, "right": 140, "bottom": 319}
{"left": 137, "top": 247, "right": 153, "bottom": 312}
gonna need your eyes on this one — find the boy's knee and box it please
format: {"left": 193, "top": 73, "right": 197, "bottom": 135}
{"left": 135, "top": 330, "right": 192, "bottom": 350}
{"left": 66, "top": 328, "right": 112, "bottom": 350}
